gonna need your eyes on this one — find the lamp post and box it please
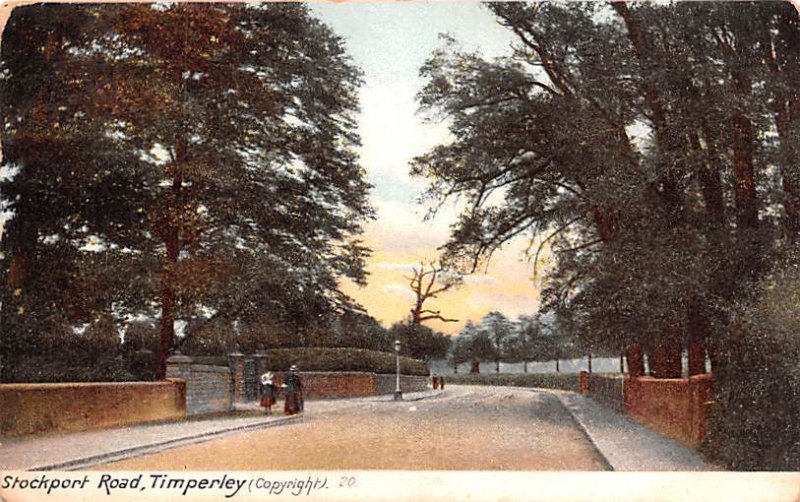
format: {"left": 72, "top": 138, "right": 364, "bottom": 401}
{"left": 394, "top": 339, "right": 403, "bottom": 401}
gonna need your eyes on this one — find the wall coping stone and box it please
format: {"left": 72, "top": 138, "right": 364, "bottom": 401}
{"left": 0, "top": 381, "right": 176, "bottom": 389}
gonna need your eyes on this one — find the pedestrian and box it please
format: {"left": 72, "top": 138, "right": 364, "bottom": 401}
{"left": 439, "top": 375, "right": 445, "bottom": 390}
{"left": 432, "top": 374, "right": 439, "bottom": 390}
{"left": 260, "top": 372, "right": 277, "bottom": 415}
{"left": 283, "top": 364, "right": 304, "bottom": 415}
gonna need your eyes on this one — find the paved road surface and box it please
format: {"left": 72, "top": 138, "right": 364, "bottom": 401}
{"left": 95, "top": 386, "right": 608, "bottom": 470}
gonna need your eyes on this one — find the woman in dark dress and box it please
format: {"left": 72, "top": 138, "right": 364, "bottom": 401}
{"left": 283, "top": 365, "right": 303, "bottom": 415}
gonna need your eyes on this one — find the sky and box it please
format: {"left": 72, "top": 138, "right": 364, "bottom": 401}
{"left": 310, "top": 2, "right": 545, "bottom": 334}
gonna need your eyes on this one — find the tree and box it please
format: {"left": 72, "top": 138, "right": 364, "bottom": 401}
{"left": 414, "top": 2, "right": 798, "bottom": 374}
{"left": 388, "top": 321, "right": 451, "bottom": 362}
{"left": 336, "top": 311, "right": 390, "bottom": 351}
{"left": 477, "top": 311, "right": 513, "bottom": 372}
{"left": 503, "top": 315, "right": 539, "bottom": 372}
{"left": 406, "top": 261, "right": 462, "bottom": 325}
{"left": 414, "top": 1, "right": 800, "bottom": 468}
{"left": 0, "top": 3, "right": 373, "bottom": 381}
{"left": 449, "top": 320, "right": 495, "bottom": 374}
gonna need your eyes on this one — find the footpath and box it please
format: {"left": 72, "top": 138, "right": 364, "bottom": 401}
{"left": 0, "top": 389, "right": 439, "bottom": 471}
{"left": 548, "top": 389, "right": 712, "bottom": 471}
{"left": 0, "top": 386, "right": 711, "bottom": 471}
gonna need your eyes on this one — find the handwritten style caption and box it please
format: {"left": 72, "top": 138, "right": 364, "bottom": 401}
{"left": 1, "top": 472, "right": 339, "bottom": 498}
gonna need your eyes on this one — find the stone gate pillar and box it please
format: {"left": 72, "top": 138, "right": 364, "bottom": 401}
{"left": 228, "top": 350, "right": 246, "bottom": 404}
{"left": 166, "top": 350, "right": 193, "bottom": 380}
{"left": 253, "top": 346, "right": 268, "bottom": 379}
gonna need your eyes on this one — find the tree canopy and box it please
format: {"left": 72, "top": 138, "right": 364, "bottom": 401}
{"left": 417, "top": 1, "right": 800, "bottom": 470}
{"left": 0, "top": 3, "right": 374, "bottom": 380}
{"left": 415, "top": 1, "right": 800, "bottom": 374}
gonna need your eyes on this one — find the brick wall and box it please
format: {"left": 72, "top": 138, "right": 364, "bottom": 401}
{"left": 268, "top": 372, "right": 430, "bottom": 399}
{"left": 623, "top": 374, "right": 714, "bottom": 446}
{"left": 0, "top": 381, "right": 186, "bottom": 437}
{"left": 375, "top": 374, "right": 429, "bottom": 395}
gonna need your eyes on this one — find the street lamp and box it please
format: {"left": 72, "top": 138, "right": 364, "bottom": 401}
{"left": 394, "top": 339, "right": 403, "bottom": 401}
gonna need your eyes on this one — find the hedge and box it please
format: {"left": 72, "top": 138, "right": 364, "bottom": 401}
{"left": 446, "top": 372, "right": 579, "bottom": 391}
{"left": 192, "top": 347, "right": 429, "bottom": 376}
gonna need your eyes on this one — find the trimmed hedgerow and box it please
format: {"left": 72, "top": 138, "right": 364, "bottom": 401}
{"left": 193, "top": 347, "right": 429, "bottom": 376}
{"left": 445, "top": 372, "right": 579, "bottom": 391}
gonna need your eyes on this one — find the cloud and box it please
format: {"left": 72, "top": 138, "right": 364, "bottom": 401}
{"left": 374, "top": 261, "right": 417, "bottom": 272}
{"left": 463, "top": 274, "right": 500, "bottom": 286}
{"left": 382, "top": 283, "right": 416, "bottom": 301}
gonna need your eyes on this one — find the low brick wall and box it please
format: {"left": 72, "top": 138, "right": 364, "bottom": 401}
{"left": 269, "top": 372, "right": 429, "bottom": 399}
{"left": 273, "top": 372, "right": 377, "bottom": 398}
{"left": 375, "top": 374, "right": 430, "bottom": 395}
{"left": 0, "top": 380, "right": 186, "bottom": 437}
{"left": 623, "top": 374, "right": 714, "bottom": 446}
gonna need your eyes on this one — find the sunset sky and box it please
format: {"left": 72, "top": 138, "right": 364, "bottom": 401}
{"left": 312, "top": 3, "right": 546, "bottom": 334}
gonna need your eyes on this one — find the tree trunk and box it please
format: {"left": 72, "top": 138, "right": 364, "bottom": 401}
{"left": 648, "top": 327, "right": 682, "bottom": 378}
{"left": 523, "top": 360, "right": 528, "bottom": 373}
{"left": 625, "top": 344, "right": 645, "bottom": 378}
{"left": 156, "top": 135, "right": 186, "bottom": 380}
{"left": 691, "top": 126, "right": 726, "bottom": 226}
{"left": 555, "top": 359, "right": 560, "bottom": 373}
{"left": 731, "top": 111, "right": 758, "bottom": 229}
{"left": 470, "top": 360, "right": 480, "bottom": 374}
{"left": 664, "top": 329, "right": 683, "bottom": 378}
{"left": 495, "top": 360, "right": 500, "bottom": 373}
{"left": 686, "top": 290, "right": 709, "bottom": 376}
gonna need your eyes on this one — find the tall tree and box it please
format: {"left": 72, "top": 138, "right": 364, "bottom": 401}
{"left": 413, "top": 2, "right": 796, "bottom": 379}
{"left": 0, "top": 3, "right": 373, "bottom": 380}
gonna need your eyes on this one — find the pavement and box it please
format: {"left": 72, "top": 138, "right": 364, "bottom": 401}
{"left": 548, "top": 389, "right": 712, "bottom": 471}
{"left": 0, "top": 386, "right": 712, "bottom": 471}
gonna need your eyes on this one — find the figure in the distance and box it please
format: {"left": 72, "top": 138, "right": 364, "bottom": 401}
{"left": 260, "top": 372, "right": 277, "bottom": 415}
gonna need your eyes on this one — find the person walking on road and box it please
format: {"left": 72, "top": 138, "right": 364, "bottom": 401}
{"left": 283, "top": 365, "right": 304, "bottom": 415}
{"left": 260, "top": 372, "right": 277, "bottom": 415}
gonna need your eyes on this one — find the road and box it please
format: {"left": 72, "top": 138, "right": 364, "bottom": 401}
{"left": 96, "top": 386, "right": 608, "bottom": 470}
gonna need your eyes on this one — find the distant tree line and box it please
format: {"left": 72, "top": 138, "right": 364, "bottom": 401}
{"left": 448, "top": 311, "right": 586, "bottom": 374}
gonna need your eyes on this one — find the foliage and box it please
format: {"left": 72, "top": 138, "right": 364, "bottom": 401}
{"left": 414, "top": 1, "right": 798, "bottom": 350}
{"left": 416, "top": 2, "right": 800, "bottom": 468}
{"left": 0, "top": 3, "right": 373, "bottom": 380}
{"left": 387, "top": 321, "right": 451, "bottom": 361}
{"left": 702, "top": 257, "right": 800, "bottom": 470}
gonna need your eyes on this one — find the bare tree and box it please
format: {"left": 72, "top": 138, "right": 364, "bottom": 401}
{"left": 406, "top": 262, "right": 462, "bottom": 325}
